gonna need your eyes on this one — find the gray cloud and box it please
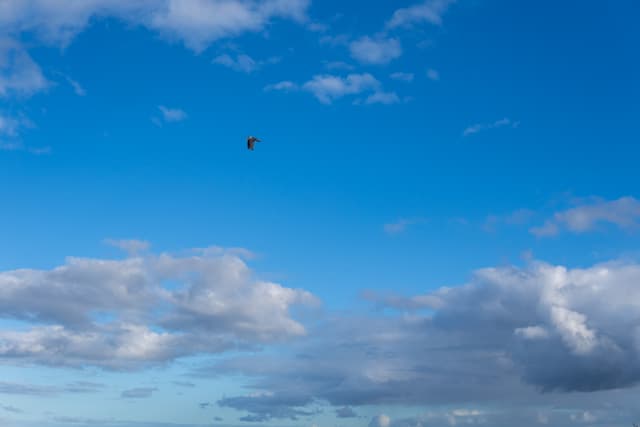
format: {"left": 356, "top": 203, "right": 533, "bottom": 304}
{"left": 217, "top": 392, "right": 316, "bottom": 422}
{"left": 335, "top": 406, "right": 357, "bottom": 418}
{"left": 203, "top": 259, "right": 640, "bottom": 421}
{"left": 121, "top": 388, "right": 157, "bottom": 399}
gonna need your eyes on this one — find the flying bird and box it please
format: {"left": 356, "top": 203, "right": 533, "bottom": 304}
{"left": 247, "top": 136, "right": 261, "bottom": 151}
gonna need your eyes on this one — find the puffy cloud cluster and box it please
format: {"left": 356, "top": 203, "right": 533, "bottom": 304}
{"left": 0, "top": 247, "right": 319, "bottom": 369}
{"left": 208, "top": 259, "right": 640, "bottom": 422}
{"left": 0, "top": 0, "right": 310, "bottom": 52}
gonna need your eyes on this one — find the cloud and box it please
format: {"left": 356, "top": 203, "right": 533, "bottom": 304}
{"left": 0, "top": 38, "right": 48, "bottom": 98}
{"left": 104, "top": 239, "right": 151, "bottom": 255}
{"left": 0, "top": 245, "right": 319, "bottom": 369}
{"left": 384, "top": 217, "right": 426, "bottom": 234}
{"left": 264, "top": 80, "right": 298, "bottom": 92}
{"left": 530, "top": 196, "right": 640, "bottom": 237}
{"left": 205, "top": 258, "right": 640, "bottom": 423}
{"left": 301, "top": 73, "right": 380, "bottom": 104}
{"left": 0, "top": 404, "right": 22, "bottom": 413}
{"left": 156, "top": 105, "right": 188, "bottom": 124}
{"left": 323, "top": 61, "right": 354, "bottom": 71}
{"left": 349, "top": 36, "right": 402, "bottom": 65}
{"left": 463, "top": 118, "right": 519, "bottom": 136}
{"left": 370, "top": 414, "right": 391, "bottom": 427}
{"left": 0, "top": 0, "right": 310, "bottom": 52}
{"left": 390, "top": 72, "right": 414, "bottom": 82}
{"left": 212, "top": 53, "right": 279, "bottom": 73}
{"left": 484, "top": 209, "right": 535, "bottom": 232}
{"left": 387, "top": 0, "right": 456, "bottom": 29}
{"left": 426, "top": 68, "right": 440, "bottom": 81}
{"left": 335, "top": 406, "right": 357, "bottom": 418}
{"left": 65, "top": 76, "right": 86, "bottom": 96}
{"left": 217, "top": 392, "right": 316, "bottom": 421}
{"left": 362, "top": 91, "right": 401, "bottom": 105}
{"left": 121, "top": 387, "right": 157, "bottom": 399}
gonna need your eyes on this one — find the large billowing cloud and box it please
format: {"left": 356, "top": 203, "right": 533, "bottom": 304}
{"left": 0, "top": 246, "right": 318, "bottom": 369}
{"left": 0, "top": 0, "right": 310, "bottom": 51}
{"left": 206, "top": 259, "right": 640, "bottom": 423}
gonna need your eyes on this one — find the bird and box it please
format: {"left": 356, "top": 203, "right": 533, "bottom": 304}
{"left": 247, "top": 136, "right": 261, "bottom": 150}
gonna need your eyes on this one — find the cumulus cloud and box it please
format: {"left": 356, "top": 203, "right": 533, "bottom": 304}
{"left": 205, "top": 259, "right": 640, "bottom": 423}
{"left": 302, "top": 73, "right": 380, "bottom": 104}
{"left": 531, "top": 196, "right": 640, "bottom": 237}
{"left": 463, "top": 117, "right": 519, "bottom": 136}
{"left": 388, "top": 0, "right": 455, "bottom": 29}
{"left": 349, "top": 36, "right": 402, "bottom": 65}
{"left": 0, "top": 0, "right": 310, "bottom": 52}
{"left": 0, "top": 246, "right": 319, "bottom": 369}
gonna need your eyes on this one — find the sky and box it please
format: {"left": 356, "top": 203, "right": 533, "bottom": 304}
{"left": 0, "top": 0, "right": 639, "bottom": 426}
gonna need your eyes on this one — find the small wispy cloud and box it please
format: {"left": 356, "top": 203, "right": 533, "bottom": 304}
{"left": 66, "top": 76, "right": 86, "bottom": 96}
{"left": 121, "top": 387, "right": 157, "bottom": 399}
{"left": 212, "top": 53, "right": 280, "bottom": 74}
{"left": 390, "top": 72, "right": 414, "bottom": 82}
{"left": 104, "top": 238, "right": 151, "bottom": 255}
{"left": 426, "top": 68, "right": 440, "bottom": 81}
{"left": 302, "top": 73, "right": 381, "bottom": 104}
{"left": 463, "top": 117, "right": 519, "bottom": 136}
{"left": 387, "top": 0, "right": 456, "bottom": 29}
{"left": 154, "top": 105, "right": 187, "bottom": 126}
{"left": 264, "top": 81, "right": 298, "bottom": 92}
{"left": 384, "top": 217, "right": 427, "bottom": 235}
{"left": 530, "top": 196, "right": 640, "bottom": 237}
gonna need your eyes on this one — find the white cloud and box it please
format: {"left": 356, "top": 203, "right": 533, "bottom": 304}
{"left": 363, "top": 91, "right": 401, "bottom": 105}
{"left": 104, "top": 238, "right": 151, "bottom": 255}
{"left": 65, "top": 75, "right": 86, "bottom": 96}
{"left": 302, "top": 73, "right": 380, "bottom": 104}
{"left": 384, "top": 217, "right": 426, "bottom": 234}
{"left": 426, "top": 68, "right": 440, "bottom": 81}
{"left": 349, "top": 36, "right": 402, "bottom": 65}
{"left": 264, "top": 80, "right": 298, "bottom": 92}
{"left": 0, "top": 246, "right": 319, "bottom": 369}
{"left": 387, "top": 0, "right": 456, "bottom": 29}
{"left": 0, "top": 0, "right": 310, "bottom": 52}
{"left": 0, "top": 38, "right": 48, "bottom": 97}
{"left": 463, "top": 117, "right": 519, "bottom": 136}
{"left": 157, "top": 105, "right": 188, "bottom": 123}
{"left": 390, "top": 72, "right": 414, "bottom": 82}
{"left": 531, "top": 196, "right": 640, "bottom": 237}
{"left": 213, "top": 53, "right": 279, "bottom": 73}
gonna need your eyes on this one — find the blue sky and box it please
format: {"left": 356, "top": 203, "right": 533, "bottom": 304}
{"left": 1, "top": 1, "right": 640, "bottom": 426}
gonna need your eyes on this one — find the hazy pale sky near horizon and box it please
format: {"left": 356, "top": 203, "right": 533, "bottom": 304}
{"left": 1, "top": 0, "right": 640, "bottom": 426}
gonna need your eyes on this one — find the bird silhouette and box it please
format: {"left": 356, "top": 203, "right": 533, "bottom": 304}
{"left": 247, "top": 136, "right": 261, "bottom": 151}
